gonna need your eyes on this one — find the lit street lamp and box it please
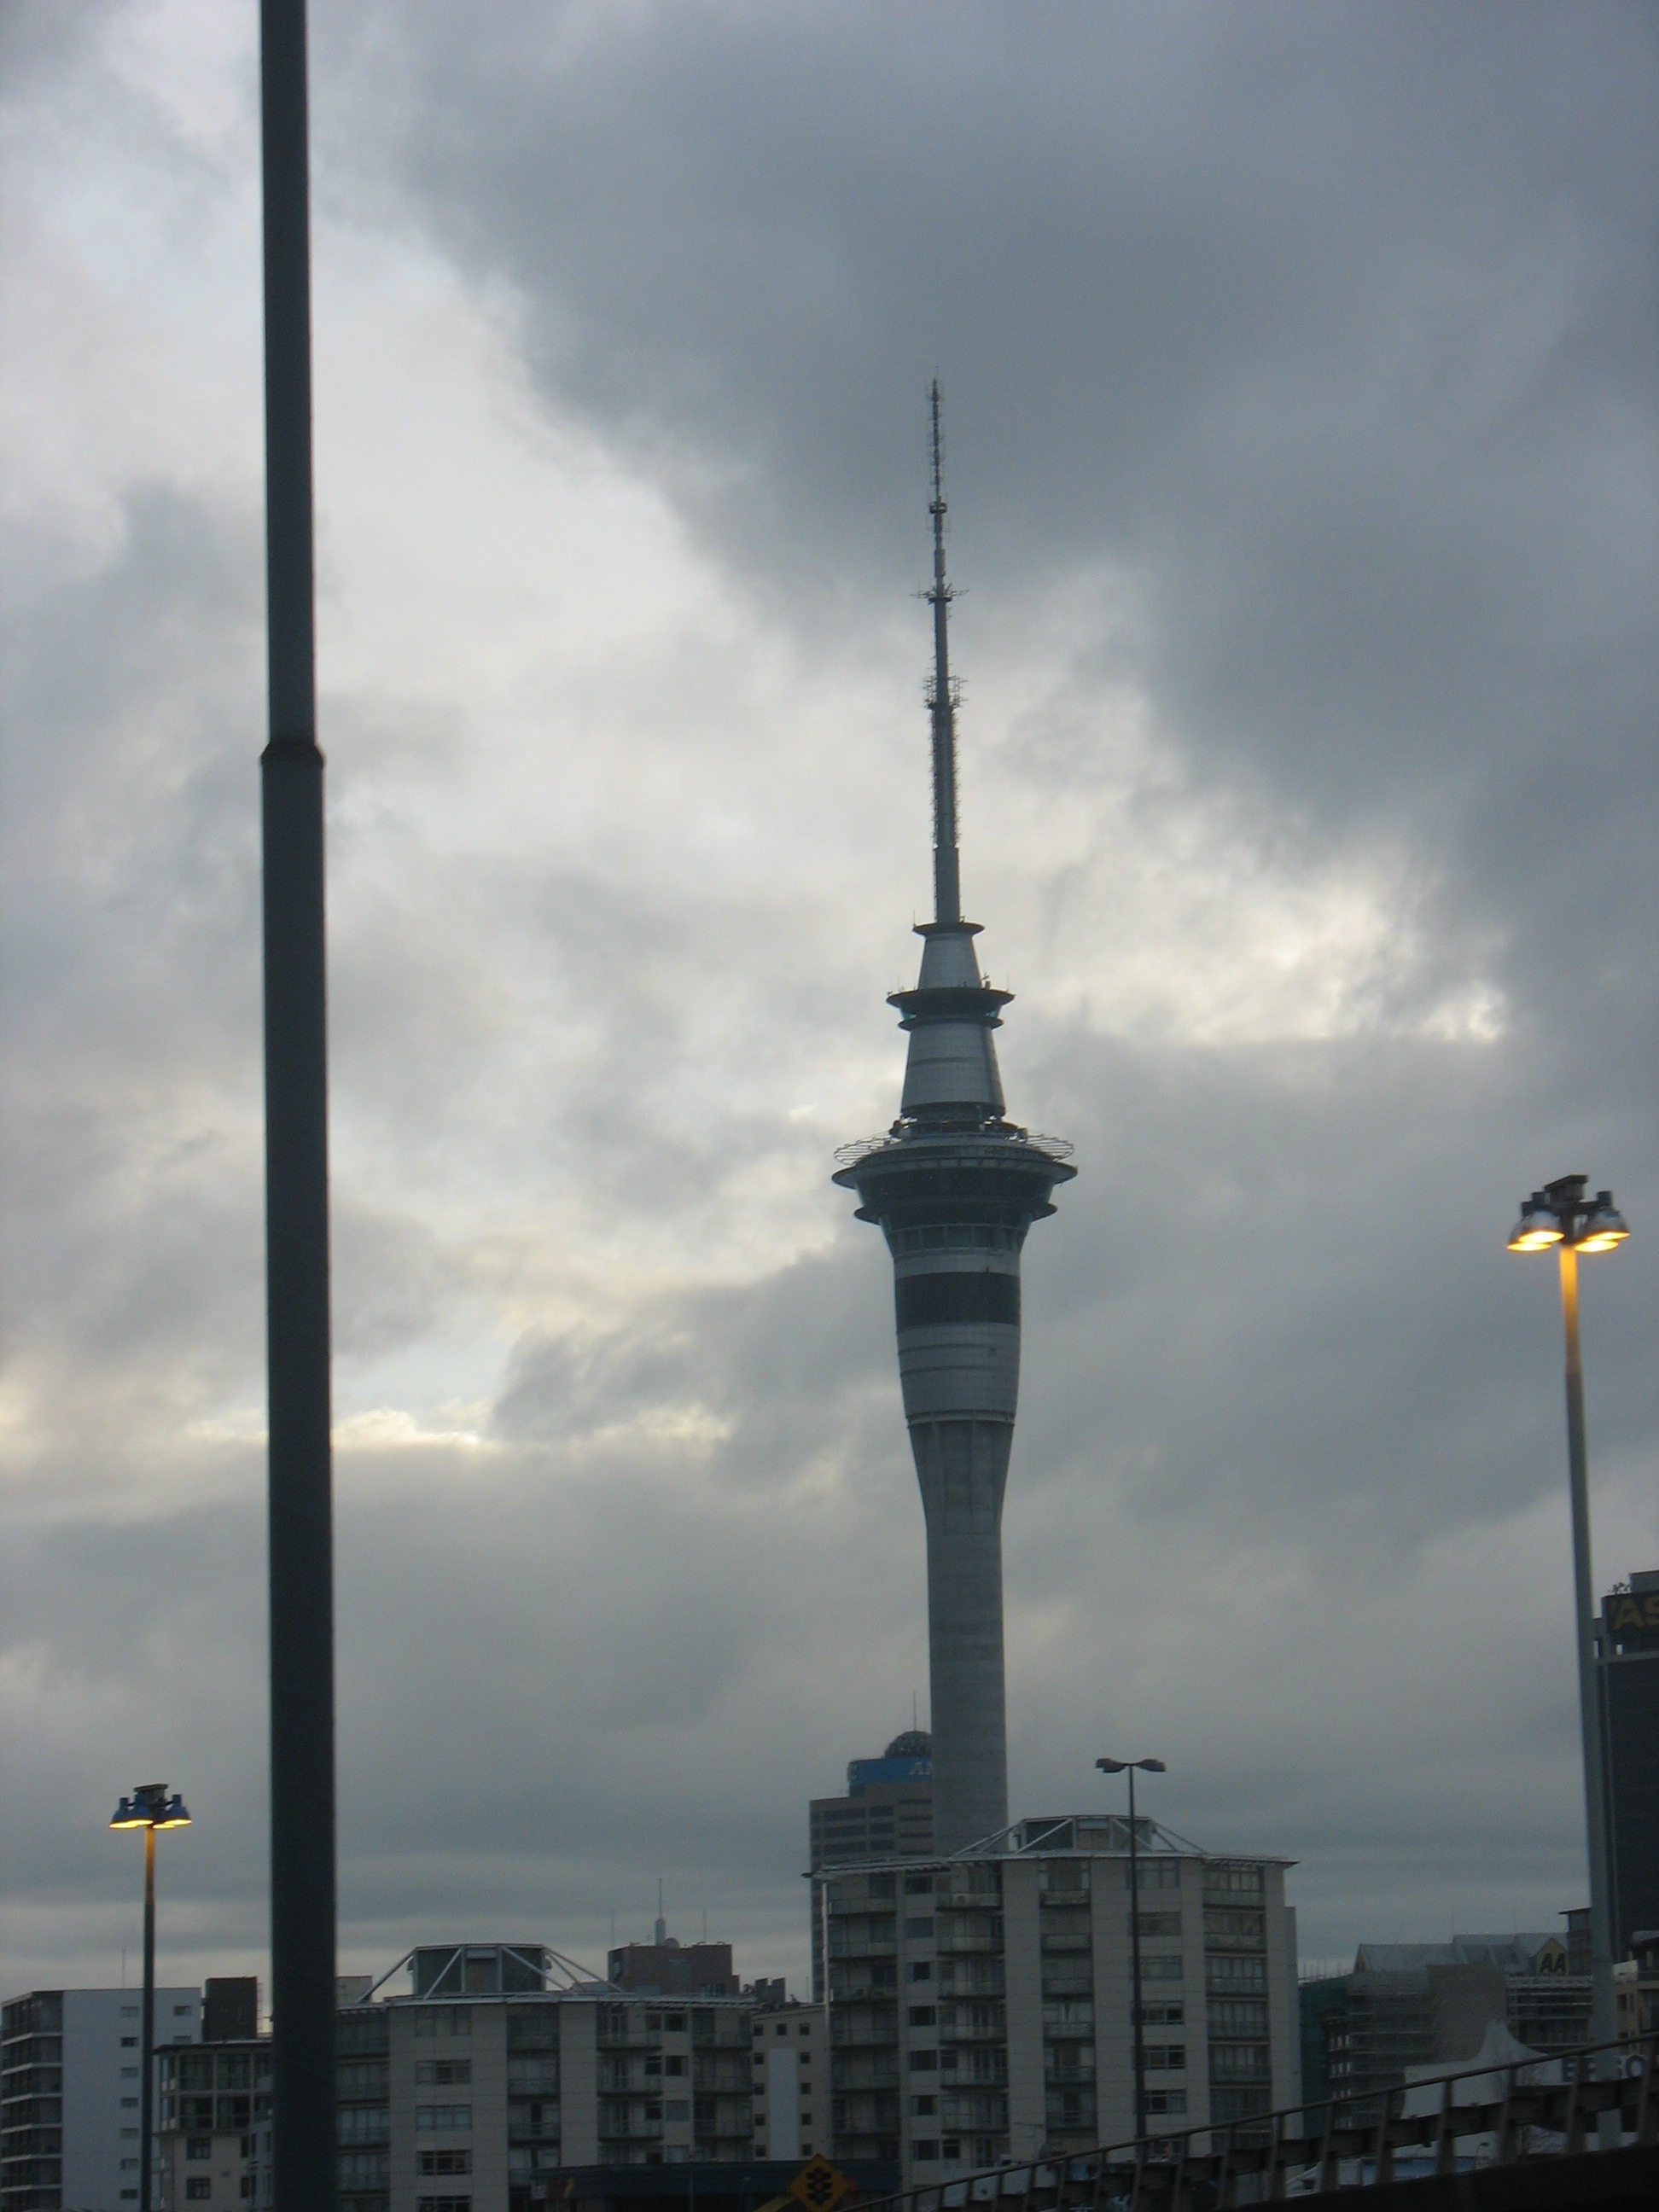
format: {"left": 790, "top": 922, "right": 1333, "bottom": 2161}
{"left": 1097, "top": 1756, "right": 1166, "bottom": 2140}
{"left": 111, "top": 1784, "right": 190, "bottom": 2212}
{"left": 1507, "top": 1173, "right": 1630, "bottom": 2065}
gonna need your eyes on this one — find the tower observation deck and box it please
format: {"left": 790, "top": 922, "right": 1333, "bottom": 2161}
{"left": 834, "top": 386, "right": 1074, "bottom": 1853}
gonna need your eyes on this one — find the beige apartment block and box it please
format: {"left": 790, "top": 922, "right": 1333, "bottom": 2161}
{"left": 824, "top": 1815, "right": 1299, "bottom": 2186}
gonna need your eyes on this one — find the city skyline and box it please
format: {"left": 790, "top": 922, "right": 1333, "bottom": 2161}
{"left": 3, "top": 0, "right": 1656, "bottom": 2007}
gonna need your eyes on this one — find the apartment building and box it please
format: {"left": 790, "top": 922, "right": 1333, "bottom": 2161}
{"left": 0, "top": 1985, "right": 201, "bottom": 2212}
{"left": 823, "top": 1815, "right": 1299, "bottom": 2184}
{"left": 148, "top": 1948, "right": 832, "bottom": 2212}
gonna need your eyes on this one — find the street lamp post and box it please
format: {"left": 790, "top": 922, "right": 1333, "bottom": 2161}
{"left": 1097, "top": 1756, "right": 1166, "bottom": 2141}
{"left": 111, "top": 1784, "right": 190, "bottom": 2212}
{"left": 1507, "top": 1173, "right": 1630, "bottom": 2067}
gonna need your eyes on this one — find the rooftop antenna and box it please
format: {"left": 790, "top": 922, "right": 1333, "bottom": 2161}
{"left": 655, "top": 1878, "right": 667, "bottom": 1948}
{"left": 926, "top": 378, "right": 962, "bottom": 927}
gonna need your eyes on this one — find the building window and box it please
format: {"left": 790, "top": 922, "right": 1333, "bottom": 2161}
{"left": 908, "top": 1964, "right": 933, "bottom": 1982}
{"left": 1144, "top": 2090, "right": 1187, "bottom": 2116}
{"left": 187, "top": 2139, "right": 212, "bottom": 2162}
{"left": 338, "top": 2105, "right": 390, "bottom": 2144}
{"left": 908, "top": 2007, "right": 936, "bottom": 2027}
{"left": 417, "top": 2151, "right": 472, "bottom": 2175}
{"left": 416, "top": 2059, "right": 472, "bottom": 2086}
{"left": 186, "top": 2186, "right": 212, "bottom": 2203}
{"left": 909, "top": 2050, "right": 938, "bottom": 2071}
{"left": 1124, "top": 1860, "right": 1181, "bottom": 1892}
{"left": 416, "top": 2199, "right": 472, "bottom": 2212}
{"left": 910, "top": 2096, "right": 936, "bottom": 2116}
{"left": 416, "top": 2104, "right": 473, "bottom": 2132}
{"left": 911, "top": 2140, "right": 940, "bottom": 2162}
{"left": 905, "top": 1918, "right": 935, "bottom": 1939}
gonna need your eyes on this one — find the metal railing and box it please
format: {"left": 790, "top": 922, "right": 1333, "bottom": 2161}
{"left": 860, "top": 2032, "right": 1656, "bottom": 2210}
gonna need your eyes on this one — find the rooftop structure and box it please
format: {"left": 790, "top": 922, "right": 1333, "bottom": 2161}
{"left": 833, "top": 387, "right": 1074, "bottom": 1854}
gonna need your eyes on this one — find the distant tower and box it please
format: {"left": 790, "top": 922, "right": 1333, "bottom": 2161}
{"left": 834, "top": 386, "right": 1074, "bottom": 1853}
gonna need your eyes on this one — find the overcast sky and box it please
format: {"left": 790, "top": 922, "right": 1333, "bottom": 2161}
{"left": 3, "top": 0, "right": 1656, "bottom": 2007}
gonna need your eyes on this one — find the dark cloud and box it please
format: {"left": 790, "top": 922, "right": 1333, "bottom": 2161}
{"left": 3, "top": 0, "right": 1656, "bottom": 2004}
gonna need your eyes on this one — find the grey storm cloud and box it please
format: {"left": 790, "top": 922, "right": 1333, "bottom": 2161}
{"left": 2, "top": 0, "right": 1656, "bottom": 2002}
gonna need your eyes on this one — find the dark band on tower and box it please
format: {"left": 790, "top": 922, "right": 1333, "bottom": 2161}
{"left": 835, "top": 383, "right": 1074, "bottom": 1854}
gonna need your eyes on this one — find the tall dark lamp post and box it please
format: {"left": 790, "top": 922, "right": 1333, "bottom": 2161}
{"left": 111, "top": 1784, "right": 190, "bottom": 2212}
{"left": 260, "top": 3, "right": 338, "bottom": 2198}
{"left": 1097, "top": 1756, "right": 1165, "bottom": 2140}
{"left": 1507, "top": 1174, "right": 1631, "bottom": 2068}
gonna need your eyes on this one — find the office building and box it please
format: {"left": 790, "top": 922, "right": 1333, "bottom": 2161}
{"left": 1313, "top": 1930, "right": 1592, "bottom": 2101}
{"left": 833, "top": 391, "right": 1074, "bottom": 1854}
{"left": 606, "top": 1922, "right": 738, "bottom": 2000}
{"left": 809, "top": 1735, "right": 934, "bottom": 2000}
{"left": 1601, "top": 1569, "right": 1659, "bottom": 1956}
{"left": 0, "top": 1985, "right": 201, "bottom": 2211}
{"left": 823, "top": 1815, "right": 1298, "bottom": 2183}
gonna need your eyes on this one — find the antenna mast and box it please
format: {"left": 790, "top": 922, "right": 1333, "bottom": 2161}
{"left": 926, "top": 379, "right": 962, "bottom": 925}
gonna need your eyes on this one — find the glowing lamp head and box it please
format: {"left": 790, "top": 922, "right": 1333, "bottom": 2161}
{"left": 1507, "top": 1196, "right": 1563, "bottom": 1252}
{"left": 110, "top": 1782, "right": 190, "bottom": 1831}
{"left": 1575, "top": 1195, "right": 1630, "bottom": 1254}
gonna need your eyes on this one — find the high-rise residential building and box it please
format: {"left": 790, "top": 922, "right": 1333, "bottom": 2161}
{"left": 809, "top": 1734, "right": 936, "bottom": 2000}
{"left": 152, "top": 1947, "right": 868, "bottom": 2212}
{"left": 823, "top": 1816, "right": 1298, "bottom": 2183}
{"left": 0, "top": 1985, "right": 201, "bottom": 2211}
{"left": 833, "top": 389, "right": 1074, "bottom": 1855}
{"left": 1600, "top": 1569, "right": 1659, "bottom": 1955}
{"left": 154, "top": 2036, "right": 271, "bottom": 2210}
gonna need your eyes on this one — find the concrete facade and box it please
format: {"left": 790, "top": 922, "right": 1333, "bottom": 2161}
{"left": 824, "top": 1818, "right": 1297, "bottom": 2185}
{"left": 748, "top": 2004, "right": 828, "bottom": 2164}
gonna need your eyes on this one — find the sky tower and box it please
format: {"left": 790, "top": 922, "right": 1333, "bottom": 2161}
{"left": 834, "top": 387, "right": 1075, "bottom": 1854}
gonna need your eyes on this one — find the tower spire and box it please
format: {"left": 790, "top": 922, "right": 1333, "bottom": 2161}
{"left": 926, "top": 379, "right": 962, "bottom": 926}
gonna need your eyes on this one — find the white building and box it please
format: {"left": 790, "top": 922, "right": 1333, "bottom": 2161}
{"left": 824, "top": 1815, "right": 1300, "bottom": 2184}
{"left": 1, "top": 1985, "right": 201, "bottom": 2211}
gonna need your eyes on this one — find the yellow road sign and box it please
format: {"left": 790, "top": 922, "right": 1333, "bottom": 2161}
{"left": 789, "top": 2155, "right": 853, "bottom": 2212}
